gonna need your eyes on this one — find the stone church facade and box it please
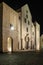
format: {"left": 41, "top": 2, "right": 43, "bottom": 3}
{"left": 0, "top": 2, "right": 40, "bottom": 52}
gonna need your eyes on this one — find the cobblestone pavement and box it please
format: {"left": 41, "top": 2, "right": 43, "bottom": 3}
{"left": 0, "top": 51, "right": 43, "bottom": 65}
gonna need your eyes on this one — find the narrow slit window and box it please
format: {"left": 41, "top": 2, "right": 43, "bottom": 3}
{"left": 26, "top": 27, "right": 28, "bottom": 32}
{"left": 26, "top": 14, "right": 28, "bottom": 18}
{"left": 28, "top": 21, "right": 29, "bottom": 25}
{"left": 24, "top": 18, "right": 26, "bottom": 23}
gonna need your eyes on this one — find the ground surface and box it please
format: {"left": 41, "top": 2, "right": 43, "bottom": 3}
{"left": 0, "top": 51, "right": 43, "bottom": 65}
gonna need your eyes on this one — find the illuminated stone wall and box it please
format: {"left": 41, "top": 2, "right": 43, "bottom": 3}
{"left": 31, "top": 23, "right": 35, "bottom": 50}
{"left": 35, "top": 22, "right": 40, "bottom": 50}
{"left": 21, "top": 4, "right": 32, "bottom": 50}
{"left": 0, "top": 3, "right": 3, "bottom": 52}
{"left": 2, "top": 2, "right": 19, "bottom": 52}
{"left": 40, "top": 35, "right": 43, "bottom": 49}
{"left": 0, "top": 2, "right": 40, "bottom": 52}
{"left": 18, "top": 12, "right": 22, "bottom": 50}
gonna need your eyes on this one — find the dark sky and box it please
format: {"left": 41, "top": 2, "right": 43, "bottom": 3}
{"left": 0, "top": 0, "right": 43, "bottom": 36}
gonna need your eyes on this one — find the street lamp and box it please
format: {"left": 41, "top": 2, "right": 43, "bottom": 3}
{"left": 10, "top": 24, "right": 14, "bottom": 30}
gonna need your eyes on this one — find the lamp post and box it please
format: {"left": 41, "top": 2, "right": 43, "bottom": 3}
{"left": 10, "top": 24, "right": 14, "bottom": 30}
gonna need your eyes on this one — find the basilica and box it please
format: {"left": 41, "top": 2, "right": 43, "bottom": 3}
{"left": 0, "top": 2, "right": 40, "bottom": 52}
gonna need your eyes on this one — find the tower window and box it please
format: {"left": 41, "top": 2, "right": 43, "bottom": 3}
{"left": 26, "top": 10, "right": 28, "bottom": 13}
{"left": 28, "top": 21, "right": 29, "bottom": 25}
{"left": 19, "top": 16, "right": 21, "bottom": 20}
{"left": 26, "top": 14, "right": 28, "bottom": 18}
{"left": 24, "top": 18, "right": 26, "bottom": 23}
{"left": 26, "top": 27, "right": 28, "bottom": 32}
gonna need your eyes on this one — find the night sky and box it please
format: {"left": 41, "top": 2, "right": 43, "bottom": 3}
{"left": 0, "top": 0, "right": 43, "bottom": 36}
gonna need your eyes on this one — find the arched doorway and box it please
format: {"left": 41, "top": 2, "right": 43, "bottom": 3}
{"left": 24, "top": 34, "right": 29, "bottom": 49}
{"left": 7, "top": 37, "right": 13, "bottom": 52}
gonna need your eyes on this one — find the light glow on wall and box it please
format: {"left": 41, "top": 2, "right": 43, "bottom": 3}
{"left": 10, "top": 26, "right": 14, "bottom": 30}
{"left": 10, "top": 24, "right": 14, "bottom": 30}
{"left": 36, "top": 44, "right": 40, "bottom": 50}
{"left": 8, "top": 47, "right": 11, "bottom": 52}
